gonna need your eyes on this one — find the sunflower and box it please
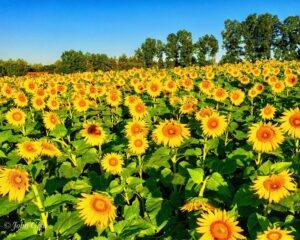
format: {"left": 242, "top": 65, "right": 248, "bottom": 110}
{"left": 181, "top": 198, "right": 215, "bottom": 212}
{"left": 124, "top": 95, "right": 140, "bottom": 107}
{"left": 213, "top": 88, "right": 228, "bottom": 102}
{"left": 0, "top": 168, "right": 29, "bottom": 202}
{"left": 248, "top": 88, "right": 258, "bottom": 98}
{"left": 272, "top": 81, "right": 285, "bottom": 94}
{"left": 196, "top": 209, "right": 245, "bottom": 240}
{"left": 257, "top": 226, "right": 294, "bottom": 240}
{"left": 129, "top": 100, "right": 148, "bottom": 119}
{"left": 147, "top": 80, "right": 162, "bottom": 98}
{"left": 201, "top": 113, "right": 227, "bottom": 138}
{"left": 40, "top": 141, "right": 62, "bottom": 158}
{"left": 285, "top": 74, "right": 297, "bottom": 87}
{"left": 229, "top": 89, "right": 245, "bottom": 106}
{"left": 74, "top": 98, "right": 89, "bottom": 112}
{"left": 47, "top": 97, "right": 60, "bottom": 111}
{"left": 248, "top": 122, "right": 284, "bottom": 153}
{"left": 180, "top": 102, "right": 196, "bottom": 115}
{"left": 252, "top": 170, "right": 296, "bottom": 203}
{"left": 101, "top": 153, "right": 123, "bottom": 175}
{"left": 195, "top": 107, "right": 214, "bottom": 121}
{"left": 14, "top": 92, "right": 28, "bottom": 107}
{"left": 6, "top": 108, "right": 26, "bottom": 126}
{"left": 125, "top": 120, "right": 148, "bottom": 138}
{"left": 153, "top": 119, "right": 190, "bottom": 148}
{"left": 81, "top": 122, "right": 106, "bottom": 146}
{"left": 260, "top": 104, "right": 276, "bottom": 120}
{"left": 199, "top": 80, "right": 214, "bottom": 95}
{"left": 128, "top": 135, "right": 149, "bottom": 155}
{"left": 17, "top": 141, "right": 41, "bottom": 164}
{"left": 43, "top": 112, "right": 60, "bottom": 131}
{"left": 77, "top": 192, "right": 116, "bottom": 228}
{"left": 164, "top": 80, "right": 177, "bottom": 93}
{"left": 106, "top": 89, "right": 122, "bottom": 107}
{"left": 31, "top": 96, "right": 46, "bottom": 110}
{"left": 280, "top": 108, "right": 300, "bottom": 138}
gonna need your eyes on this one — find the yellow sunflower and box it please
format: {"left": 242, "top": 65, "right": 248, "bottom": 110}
{"left": 43, "top": 112, "right": 60, "bottom": 131}
{"left": 6, "top": 108, "right": 26, "bottom": 126}
{"left": 14, "top": 92, "right": 28, "bottom": 107}
{"left": 40, "top": 141, "right": 62, "bottom": 158}
{"left": 201, "top": 113, "right": 227, "bottom": 138}
{"left": 31, "top": 96, "right": 46, "bottom": 111}
{"left": 257, "top": 226, "right": 294, "bottom": 240}
{"left": 0, "top": 168, "right": 29, "bottom": 202}
{"left": 47, "top": 97, "right": 60, "bottom": 111}
{"left": 196, "top": 209, "right": 245, "bottom": 240}
{"left": 252, "top": 170, "right": 296, "bottom": 203}
{"left": 260, "top": 104, "right": 276, "bottom": 120}
{"left": 195, "top": 107, "right": 214, "bottom": 121}
{"left": 213, "top": 88, "right": 228, "bottom": 102}
{"left": 101, "top": 153, "right": 123, "bottom": 175}
{"left": 285, "top": 74, "right": 297, "bottom": 87}
{"left": 17, "top": 141, "right": 41, "bottom": 164}
{"left": 147, "top": 80, "right": 162, "bottom": 98}
{"left": 229, "top": 89, "right": 245, "bottom": 106}
{"left": 125, "top": 120, "right": 148, "bottom": 138}
{"left": 272, "top": 81, "right": 285, "bottom": 94}
{"left": 153, "top": 119, "right": 190, "bottom": 148}
{"left": 248, "top": 122, "right": 284, "bottom": 153}
{"left": 77, "top": 192, "right": 116, "bottom": 228}
{"left": 74, "top": 98, "right": 89, "bottom": 112}
{"left": 81, "top": 122, "right": 106, "bottom": 146}
{"left": 128, "top": 135, "right": 149, "bottom": 155}
{"left": 280, "top": 108, "right": 300, "bottom": 138}
{"left": 129, "top": 100, "right": 148, "bottom": 119}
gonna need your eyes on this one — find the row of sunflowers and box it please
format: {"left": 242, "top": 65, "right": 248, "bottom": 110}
{"left": 0, "top": 59, "right": 299, "bottom": 239}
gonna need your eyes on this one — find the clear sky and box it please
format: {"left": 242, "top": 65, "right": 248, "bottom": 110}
{"left": 0, "top": 0, "right": 299, "bottom": 64}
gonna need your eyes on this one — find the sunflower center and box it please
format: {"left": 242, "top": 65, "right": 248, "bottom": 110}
{"left": 87, "top": 125, "right": 101, "bottom": 135}
{"left": 207, "top": 118, "right": 219, "bottom": 129}
{"left": 109, "top": 157, "right": 118, "bottom": 166}
{"left": 267, "top": 231, "right": 282, "bottom": 240}
{"left": 232, "top": 93, "right": 239, "bottom": 100}
{"left": 92, "top": 198, "right": 107, "bottom": 212}
{"left": 263, "top": 176, "right": 283, "bottom": 192}
{"left": 36, "top": 99, "right": 43, "bottom": 105}
{"left": 26, "top": 144, "right": 35, "bottom": 152}
{"left": 289, "top": 114, "right": 300, "bottom": 128}
{"left": 216, "top": 90, "right": 225, "bottom": 97}
{"left": 134, "top": 139, "right": 143, "bottom": 147}
{"left": 14, "top": 175, "right": 23, "bottom": 184}
{"left": 12, "top": 112, "right": 22, "bottom": 121}
{"left": 256, "top": 126, "right": 275, "bottom": 142}
{"left": 50, "top": 116, "right": 57, "bottom": 124}
{"left": 136, "top": 104, "right": 144, "bottom": 113}
{"left": 150, "top": 84, "right": 158, "bottom": 92}
{"left": 79, "top": 100, "right": 86, "bottom": 107}
{"left": 111, "top": 95, "right": 118, "bottom": 101}
{"left": 132, "top": 125, "right": 141, "bottom": 134}
{"left": 19, "top": 95, "right": 26, "bottom": 101}
{"left": 264, "top": 107, "right": 272, "bottom": 115}
{"left": 210, "top": 221, "right": 230, "bottom": 239}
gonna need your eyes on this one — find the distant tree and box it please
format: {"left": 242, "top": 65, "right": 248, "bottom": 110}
{"left": 165, "top": 33, "right": 179, "bottom": 67}
{"left": 195, "top": 35, "right": 219, "bottom": 66}
{"left": 60, "top": 50, "right": 87, "bottom": 73}
{"left": 242, "top": 13, "right": 280, "bottom": 61}
{"left": 89, "top": 53, "right": 109, "bottom": 71}
{"left": 141, "top": 38, "right": 157, "bottom": 68}
{"left": 221, "top": 19, "right": 243, "bottom": 63}
{"left": 274, "top": 16, "right": 300, "bottom": 60}
{"left": 177, "top": 30, "right": 194, "bottom": 67}
{"left": 156, "top": 39, "right": 165, "bottom": 68}
{"left": 4, "top": 59, "right": 29, "bottom": 76}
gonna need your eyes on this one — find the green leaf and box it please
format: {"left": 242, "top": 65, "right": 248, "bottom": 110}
{"left": 4, "top": 222, "right": 40, "bottom": 240}
{"left": 206, "top": 172, "right": 232, "bottom": 200}
{"left": 247, "top": 213, "right": 270, "bottom": 239}
{"left": 44, "top": 193, "right": 76, "bottom": 209}
{"left": 50, "top": 124, "right": 68, "bottom": 138}
{"left": 58, "top": 162, "right": 81, "bottom": 179}
{"left": 54, "top": 211, "right": 84, "bottom": 237}
{"left": 182, "top": 148, "right": 202, "bottom": 156}
{"left": 63, "top": 179, "right": 92, "bottom": 193}
{"left": 187, "top": 168, "right": 204, "bottom": 185}
{"left": 232, "top": 184, "right": 262, "bottom": 207}
{"left": 270, "top": 162, "right": 292, "bottom": 173}
{"left": 145, "top": 147, "right": 171, "bottom": 169}
{"left": 124, "top": 198, "right": 140, "bottom": 220}
{"left": 0, "top": 197, "right": 22, "bottom": 217}
{"left": 0, "top": 130, "right": 13, "bottom": 143}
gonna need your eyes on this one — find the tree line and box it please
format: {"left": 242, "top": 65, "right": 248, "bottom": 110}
{"left": 0, "top": 13, "right": 299, "bottom": 77}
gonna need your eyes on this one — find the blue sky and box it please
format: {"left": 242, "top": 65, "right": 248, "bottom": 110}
{"left": 0, "top": 0, "right": 299, "bottom": 64}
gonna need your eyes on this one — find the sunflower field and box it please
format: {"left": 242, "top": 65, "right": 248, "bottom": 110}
{"left": 0, "top": 59, "right": 299, "bottom": 240}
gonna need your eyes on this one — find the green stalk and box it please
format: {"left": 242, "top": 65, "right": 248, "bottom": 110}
{"left": 32, "top": 184, "right": 48, "bottom": 229}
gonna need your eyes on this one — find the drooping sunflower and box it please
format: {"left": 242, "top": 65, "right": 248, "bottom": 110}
{"left": 43, "top": 112, "right": 60, "bottom": 131}
{"left": 81, "top": 122, "right": 106, "bottom": 146}
{"left": 128, "top": 135, "right": 149, "bottom": 155}
{"left": 180, "top": 198, "right": 215, "bottom": 213}
{"left": 77, "top": 192, "right": 116, "bottom": 228}
{"left": 252, "top": 170, "right": 297, "bottom": 203}
{"left": 125, "top": 120, "right": 148, "bottom": 138}
{"left": 256, "top": 226, "right": 294, "bottom": 240}
{"left": 201, "top": 113, "right": 227, "bottom": 138}
{"left": 0, "top": 168, "right": 29, "bottom": 202}
{"left": 129, "top": 100, "right": 148, "bottom": 119}
{"left": 280, "top": 107, "right": 300, "bottom": 138}
{"left": 6, "top": 108, "right": 26, "bottom": 126}
{"left": 260, "top": 104, "right": 276, "bottom": 120}
{"left": 196, "top": 209, "right": 245, "bottom": 240}
{"left": 17, "top": 141, "right": 41, "bottom": 164}
{"left": 229, "top": 89, "right": 245, "bottom": 106}
{"left": 101, "top": 153, "right": 123, "bottom": 175}
{"left": 40, "top": 141, "right": 62, "bottom": 158}
{"left": 248, "top": 122, "right": 284, "bottom": 153}
{"left": 153, "top": 119, "right": 190, "bottom": 148}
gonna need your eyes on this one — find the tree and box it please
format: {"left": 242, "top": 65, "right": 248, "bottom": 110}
{"left": 165, "top": 33, "right": 179, "bottom": 67}
{"left": 221, "top": 19, "right": 243, "bottom": 63}
{"left": 242, "top": 13, "right": 280, "bottom": 61}
{"left": 177, "top": 30, "right": 194, "bottom": 67}
{"left": 156, "top": 40, "right": 165, "bottom": 68}
{"left": 88, "top": 53, "right": 109, "bottom": 71}
{"left": 274, "top": 16, "right": 300, "bottom": 60}
{"left": 60, "top": 50, "right": 87, "bottom": 73}
{"left": 141, "top": 38, "right": 157, "bottom": 68}
{"left": 195, "top": 35, "right": 219, "bottom": 66}
{"left": 4, "top": 59, "right": 29, "bottom": 76}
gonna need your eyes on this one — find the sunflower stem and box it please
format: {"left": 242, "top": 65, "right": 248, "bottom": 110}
{"left": 138, "top": 155, "right": 143, "bottom": 179}
{"left": 32, "top": 184, "right": 48, "bottom": 229}
{"left": 199, "top": 176, "right": 209, "bottom": 197}
{"left": 224, "top": 112, "right": 231, "bottom": 146}
{"left": 256, "top": 152, "right": 262, "bottom": 165}
{"left": 202, "top": 136, "right": 208, "bottom": 162}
